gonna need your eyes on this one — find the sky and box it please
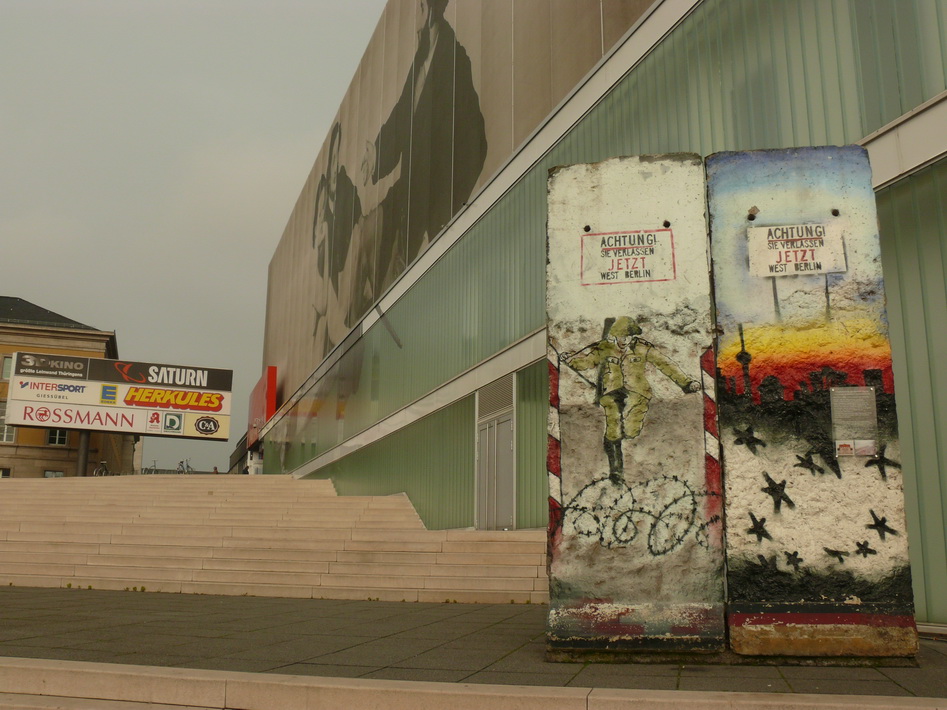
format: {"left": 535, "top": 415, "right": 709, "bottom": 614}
{"left": 0, "top": 0, "right": 388, "bottom": 471}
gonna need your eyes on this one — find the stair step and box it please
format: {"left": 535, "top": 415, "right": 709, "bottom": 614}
{"left": 0, "top": 476, "right": 546, "bottom": 605}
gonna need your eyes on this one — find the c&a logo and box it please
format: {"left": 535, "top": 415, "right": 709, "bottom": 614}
{"left": 194, "top": 417, "right": 220, "bottom": 435}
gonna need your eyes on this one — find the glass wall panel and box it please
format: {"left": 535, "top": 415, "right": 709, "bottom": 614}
{"left": 515, "top": 360, "right": 549, "bottom": 529}
{"left": 308, "top": 397, "right": 475, "bottom": 530}
{"left": 876, "top": 157, "right": 947, "bottom": 625}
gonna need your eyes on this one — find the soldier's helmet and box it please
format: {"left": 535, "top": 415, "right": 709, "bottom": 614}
{"left": 607, "top": 316, "right": 642, "bottom": 339}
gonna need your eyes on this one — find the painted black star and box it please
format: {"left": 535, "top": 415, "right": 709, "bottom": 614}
{"left": 733, "top": 426, "right": 766, "bottom": 455}
{"left": 855, "top": 540, "right": 877, "bottom": 558}
{"left": 794, "top": 452, "right": 825, "bottom": 476}
{"left": 805, "top": 435, "right": 842, "bottom": 478}
{"left": 784, "top": 550, "right": 803, "bottom": 571}
{"left": 824, "top": 547, "right": 850, "bottom": 564}
{"left": 761, "top": 472, "right": 795, "bottom": 512}
{"left": 747, "top": 512, "right": 772, "bottom": 542}
{"left": 865, "top": 444, "right": 901, "bottom": 481}
{"left": 866, "top": 510, "right": 898, "bottom": 540}
{"left": 755, "top": 554, "right": 780, "bottom": 572}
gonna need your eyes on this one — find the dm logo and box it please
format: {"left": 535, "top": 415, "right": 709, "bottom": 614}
{"left": 195, "top": 417, "right": 220, "bottom": 436}
{"left": 163, "top": 412, "right": 183, "bottom": 434}
{"left": 101, "top": 385, "right": 117, "bottom": 404}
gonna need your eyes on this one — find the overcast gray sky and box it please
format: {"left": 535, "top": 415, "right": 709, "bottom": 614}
{"left": 1, "top": 0, "right": 388, "bottom": 471}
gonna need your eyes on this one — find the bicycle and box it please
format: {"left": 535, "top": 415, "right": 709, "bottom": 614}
{"left": 176, "top": 459, "right": 195, "bottom": 473}
{"left": 92, "top": 461, "right": 110, "bottom": 477}
{"left": 142, "top": 460, "right": 158, "bottom": 475}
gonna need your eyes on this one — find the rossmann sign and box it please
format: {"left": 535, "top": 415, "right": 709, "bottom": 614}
{"left": 7, "top": 352, "right": 232, "bottom": 440}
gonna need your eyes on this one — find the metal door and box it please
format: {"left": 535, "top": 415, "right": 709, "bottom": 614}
{"left": 477, "top": 412, "right": 515, "bottom": 530}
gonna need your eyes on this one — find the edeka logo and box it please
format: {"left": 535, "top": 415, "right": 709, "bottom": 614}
{"left": 194, "top": 416, "right": 220, "bottom": 436}
{"left": 162, "top": 412, "right": 183, "bottom": 434}
{"left": 101, "top": 385, "right": 117, "bottom": 405}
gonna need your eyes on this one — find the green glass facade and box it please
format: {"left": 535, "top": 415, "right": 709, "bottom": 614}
{"left": 877, "top": 157, "right": 947, "bottom": 625}
{"left": 309, "top": 397, "right": 475, "bottom": 531}
{"left": 264, "top": 0, "right": 947, "bottom": 621}
{"left": 514, "top": 360, "right": 549, "bottom": 529}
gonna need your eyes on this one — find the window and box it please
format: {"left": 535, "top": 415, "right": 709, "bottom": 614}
{"left": 0, "top": 402, "right": 14, "bottom": 444}
{"left": 0, "top": 468, "right": 10, "bottom": 478}
{"left": 47, "top": 429, "right": 68, "bottom": 446}
{"left": 43, "top": 470, "right": 64, "bottom": 478}
{"left": 1, "top": 355, "right": 11, "bottom": 380}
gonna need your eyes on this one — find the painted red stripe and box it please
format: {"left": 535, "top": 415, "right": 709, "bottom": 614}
{"left": 548, "top": 359, "right": 560, "bottom": 409}
{"left": 547, "top": 434, "right": 561, "bottom": 477}
{"left": 548, "top": 496, "right": 563, "bottom": 546}
{"left": 701, "top": 346, "right": 716, "bottom": 376}
{"left": 705, "top": 453, "right": 722, "bottom": 498}
{"left": 703, "top": 394, "right": 718, "bottom": 438}
{"left": 704, "top": 453, "right": 723, "bottom": 546}
{"left": 729, "top": 613, "right": 917, "bottom": 629}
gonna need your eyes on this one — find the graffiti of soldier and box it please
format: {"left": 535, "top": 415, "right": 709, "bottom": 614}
{"left": 560, "top": 316, "right": 701, "bottom": 480}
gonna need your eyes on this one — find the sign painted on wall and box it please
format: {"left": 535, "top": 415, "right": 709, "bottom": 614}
{"left": 581, "top": 229, "right": 677, "bottom": 285}
{"left": 747, "top": 223, "right": 847, "bottom": 277}
{"left": 6, "top": 352, "right": 232, "bottom": 440}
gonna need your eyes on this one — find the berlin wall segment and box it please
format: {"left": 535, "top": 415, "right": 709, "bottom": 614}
{"left": 544, "top": 147, "right": 917, "bottom": 662}
{"left": 546, "top": 155, "right": 726, "bottom": 657}
{"left": 708, "top": 146, "right": 917, "bottom": 658}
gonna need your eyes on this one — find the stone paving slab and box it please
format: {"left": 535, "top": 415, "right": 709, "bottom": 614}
{"left": 0, "top": 587, "right": 945, "bottom": 704}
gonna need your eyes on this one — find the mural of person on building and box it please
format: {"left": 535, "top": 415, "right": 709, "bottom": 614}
{"left": 560, "top": 316, "right": 701, "bottom": 479}
{"left": 311, "top": 121, "right": 377, "bottom": 349}
{"left": 361, "top": 0, "right": 487, "bottom": 292}
{"left": 311, "top": 173, "right": 330, "bottom": 358}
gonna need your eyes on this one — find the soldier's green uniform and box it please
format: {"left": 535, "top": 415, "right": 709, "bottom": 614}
{"left": 564, "top": 317, "right": 699, "bottom": 477}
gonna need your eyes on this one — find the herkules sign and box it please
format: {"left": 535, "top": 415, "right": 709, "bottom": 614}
{"left": 6, "top": 352, "right": 232, "bottom": 441}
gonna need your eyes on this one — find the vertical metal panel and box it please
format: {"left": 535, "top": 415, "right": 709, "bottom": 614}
{"left": 877, "top": 158, "right": 947, "bottom": 624}
{"left": 515, "top": 360, "right": 548, "bottom": 529}
{"left": 310, "top": 396, "right": 475, "bottom": 530}
{"left": 495, "top": 414, "right": 516, "bottom": 529}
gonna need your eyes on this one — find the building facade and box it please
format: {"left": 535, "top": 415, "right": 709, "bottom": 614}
{"left": 260, "top": 0, "right": 947, "bottom": 625}
{"left": 0, "top": 297, "right": 136, "bottom": 478}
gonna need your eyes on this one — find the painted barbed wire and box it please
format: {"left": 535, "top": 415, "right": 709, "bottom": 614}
{"left": 561, "top": 473, "right": 719, "bottom": 555}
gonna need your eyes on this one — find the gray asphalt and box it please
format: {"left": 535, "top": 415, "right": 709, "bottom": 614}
{"left": 1, "top": 587, "right": 945, "bottom": 698}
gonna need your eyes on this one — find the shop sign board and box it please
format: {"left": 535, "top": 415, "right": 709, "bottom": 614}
{"left": 6, "top": 352, "right": 232, "bottom": 440}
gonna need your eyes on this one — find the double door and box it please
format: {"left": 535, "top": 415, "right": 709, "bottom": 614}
{"left": 476, "top": 412, "right": 514, "bottom": 530}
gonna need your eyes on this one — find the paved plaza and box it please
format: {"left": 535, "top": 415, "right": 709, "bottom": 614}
{"left": 1, "top": 587, "right": 945, "bottom": 700}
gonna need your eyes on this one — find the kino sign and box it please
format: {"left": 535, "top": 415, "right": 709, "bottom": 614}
{"left": 6, "top": 352, "right": 233, "bottom": 440}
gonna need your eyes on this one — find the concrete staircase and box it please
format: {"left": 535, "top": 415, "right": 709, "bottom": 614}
{"left": 0, "top": 475, "right": 548, "bottom": 604}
